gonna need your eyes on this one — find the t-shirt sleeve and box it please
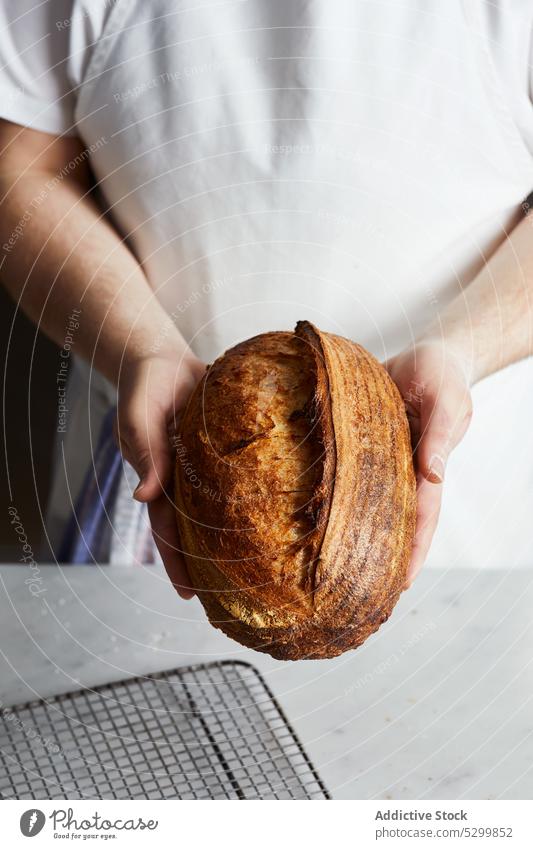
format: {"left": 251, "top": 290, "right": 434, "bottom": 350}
{"left": 0, "top": 0, "right": 78, "bottom": 136}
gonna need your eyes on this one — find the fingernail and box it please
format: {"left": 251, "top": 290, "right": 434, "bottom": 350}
{"left": 133, "top": 481, "right": 145, "bottom": 499}
{"left": 427, "top": 453, "right": 445, "bottom": 483}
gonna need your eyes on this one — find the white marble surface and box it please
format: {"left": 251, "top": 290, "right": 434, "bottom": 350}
{"left": 1, "top": 563, "right": 532, "bottom": 799}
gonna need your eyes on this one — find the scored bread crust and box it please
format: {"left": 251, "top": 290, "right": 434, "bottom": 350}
{"left": 174, "top": 321, "right": 416, "bottom": 660}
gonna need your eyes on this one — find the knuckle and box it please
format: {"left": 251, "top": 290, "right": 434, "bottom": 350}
{"left": 135, "top": 448, "right": 153, "bottom": 471}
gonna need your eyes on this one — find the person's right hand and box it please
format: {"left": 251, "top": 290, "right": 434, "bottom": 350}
{"left": 114, "top": 351, "right": 205, "bottom": 598}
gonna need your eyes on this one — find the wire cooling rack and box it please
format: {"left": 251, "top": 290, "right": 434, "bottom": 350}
{"left": 0, "top": 660, "right": 330, "bottom": 800}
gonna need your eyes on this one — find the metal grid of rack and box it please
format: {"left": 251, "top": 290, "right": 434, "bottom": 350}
{"left": 0, "top": 660, "right": 330, "bottom": 800}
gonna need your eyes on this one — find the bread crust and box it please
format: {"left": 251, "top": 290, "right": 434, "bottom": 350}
{"left": 174, "top": 322, "right": 416, "bottom": 660}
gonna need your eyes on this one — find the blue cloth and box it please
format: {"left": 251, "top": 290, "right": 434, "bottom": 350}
{"left": 58, "top": 407, "right": 122, "bottom": 563}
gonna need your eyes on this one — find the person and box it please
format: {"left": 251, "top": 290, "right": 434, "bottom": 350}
{"left": 1, "top": 0, "right": 532, "bottom": 598}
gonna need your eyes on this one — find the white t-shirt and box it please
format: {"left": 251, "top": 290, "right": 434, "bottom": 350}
{"left": 2, "top": 0, "right": 533, "bottom": 570}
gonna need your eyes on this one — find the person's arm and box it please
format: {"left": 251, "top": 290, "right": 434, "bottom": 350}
{"left": 0, "top": 120, "right": 202, "bottom": 595}
{"left": 387, "top": 210, "right": 533, "bottom": 586}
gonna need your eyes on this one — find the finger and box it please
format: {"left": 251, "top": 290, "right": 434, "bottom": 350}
{"left": 148, "top": 494, "right": 195, "bottom": 599}
{"left": 417, "top": 382, "right": 472, "bottom": 484}
{"left": 115, "top": 405, "right": 173, "bottom": 502}
{"left": 405, "top": 473, "right": 443, "bottom": 587}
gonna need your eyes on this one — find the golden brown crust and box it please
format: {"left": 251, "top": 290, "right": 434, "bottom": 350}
{"left": 174, "top": 322, "right": 416, "bottom": 660}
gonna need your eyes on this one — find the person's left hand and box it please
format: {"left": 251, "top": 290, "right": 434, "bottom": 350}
{"left": 386, "top": 339, "right": 473, "bottom": 587}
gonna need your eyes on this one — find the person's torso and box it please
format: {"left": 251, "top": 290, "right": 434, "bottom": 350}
{"left": 50, "top": 0, "right": 533, "bottom": 572}
{"left": 70, "top": 0, "right": 533, "bottom": 361}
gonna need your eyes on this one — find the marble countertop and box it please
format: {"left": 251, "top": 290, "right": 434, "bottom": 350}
{"left": 1, "top": 563, "right": 532, "bottom": 799}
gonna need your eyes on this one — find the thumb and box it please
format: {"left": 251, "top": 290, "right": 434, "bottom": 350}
{"left": 115, "top": 406, "right": 174, "bottom": 502}
{"left": 418, "top": 381, "right": 472, "bottom": 484}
